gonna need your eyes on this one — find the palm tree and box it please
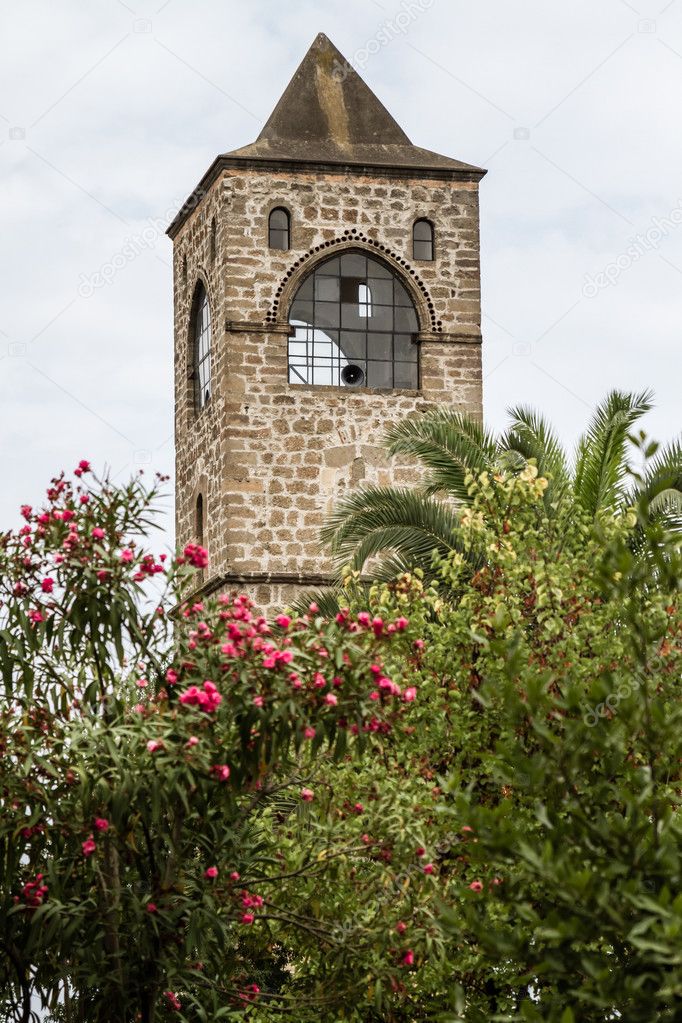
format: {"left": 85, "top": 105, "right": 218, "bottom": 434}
{"left": 321, "top": 390, "right": 681, "bottom": 584}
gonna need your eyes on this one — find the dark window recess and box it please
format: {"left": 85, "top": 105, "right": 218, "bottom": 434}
{"left": 413, "top": 219, "right": 434, "bottom": 261}
{"left": 269, "top": 207, "right": 291, "bottom": 251}
{"left": 193, "top": 284, "right": 212, "bottom": 409}
{"left": 196, "top": 493, "right": 204, "bottom": 544}
{"left": 287, "top": 252, "right": 419, "bottom": 390}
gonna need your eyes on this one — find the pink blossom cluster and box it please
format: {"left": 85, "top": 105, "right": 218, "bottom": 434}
{"left": 181, "top": 543, "right": 209, "bottom": 569}
{"left": 239, "top": 889, "right": 264, "bottom": 925}
{"left": 16, "top": 872, "right": 48, "bottom": 909}
{"left": 178, "top": 680, "right": 222, "bottom": 713}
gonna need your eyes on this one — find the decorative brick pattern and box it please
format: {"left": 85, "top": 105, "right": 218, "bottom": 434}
{"left": 172, "top": 166, "right": 483, "bottom": 611}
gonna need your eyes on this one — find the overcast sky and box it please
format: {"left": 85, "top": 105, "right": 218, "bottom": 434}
{"left": 1, "top": 0, "right": 680, "bottom": 544}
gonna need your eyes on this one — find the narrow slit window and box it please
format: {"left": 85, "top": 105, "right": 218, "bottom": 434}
{"left": 209, "top": 218, "right": 217, "bottom": 263}
{"left": 413, "top": 219, "right": 434, "bottom": 261}
{"left": 269, "top": 207, "right": 290, "bottom": 251}
{"left": 192, "top": 283, "right": 211, "bottom": 410}
{"left": 196, "top": 493, "right": 204, "bottom": 545}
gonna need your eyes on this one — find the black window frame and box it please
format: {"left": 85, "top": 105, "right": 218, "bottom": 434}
{"left": 287, "top": 251, "right": 420, "bottom": 391}
{"left": 269, "top": 207, "right": 291, "bottom": 251}
{"left": 413, "top": 218, "right": 435, "bottom": 262}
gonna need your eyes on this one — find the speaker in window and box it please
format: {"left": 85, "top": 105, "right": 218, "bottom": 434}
{"left": 341, "top": 364, "right": 365, "bottom": 387}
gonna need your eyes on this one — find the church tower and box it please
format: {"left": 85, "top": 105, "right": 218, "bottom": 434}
{"left": 168, "top": 33, "right": 485, "bottom": 610}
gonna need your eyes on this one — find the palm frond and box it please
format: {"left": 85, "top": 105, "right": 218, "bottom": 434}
{"left": 503, "top": 405, "right": 571, "bottom": 504}
{"left": 383, "top": 410, "right": 498, "bottom": 500}
{"left": 631, "top": 437, "right": 682, "bottom": 532}
{"left": 573, "top": 389, "right": 654, "bottom": 516}
{"left": 321, "top": 486, "right": 461, "bottom": 573}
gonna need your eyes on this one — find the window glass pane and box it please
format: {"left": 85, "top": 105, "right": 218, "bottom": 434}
{"left": 368, "top": 333, "right": 392, "bottom": 360}
{"left": 316, "top": 301, "right": 341, "bottom": 329}
{"left": 270, "top": 229, "right": 289, "bottom": 251}
{"left": 317, "top": 257, "right": 340, "bottom": 276}
{"left": 395, "top": 307, "right": 418, "bottom": 333}
{"left": 340, "top": 253, "right": 367, "bottom": 276}
{"left": 394, "top": 282, "right": 413, "bottom": 307}
{"left": 413, "top": 239, "right": 433, "bottom": 261}
{"left": 394, "top": 334, "right": 418, "bottom": 362}
{"left": 369, "top": 305, "right": 393, "bottom": 332}
{"left": 367, "top": 361, "right": 393, "bottom": 389}
{"left": 414, "top": 220, "right": 433, "bottom": 242}
{"left": 315, "top": 276, "right": 340, "bottom": 302}
{"left": 394, "top": 362, "right": 419, "bottom": 389}
{"left": 367, "top": 278, "right": 393, "bottom": 305}
{"left": 270, "top": 209, "right": 288, "bottom": 230}
{"left": 194, "top": 287, "right": 211, "bottom": 409}
{"left": 290, "top": 300, "right": 314, "bottom": 324}
{"left": 339, "top": 331, "right": 367, "bottom": 362}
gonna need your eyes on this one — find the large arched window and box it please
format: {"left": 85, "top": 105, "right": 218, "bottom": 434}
{"left": 413, "top": 219, "right": 434, "bottom": 261}
{"left": 288, "top": 252, "right": 419, "bottom": 390}
{"left": 269, "top": 207, "right": 290, "bottom": 251}
{"left": 192, "top": 283, "right": 211, "bottom": 409}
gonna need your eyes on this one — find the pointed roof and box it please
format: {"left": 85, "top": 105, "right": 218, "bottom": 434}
{"left": 224, "top": 33, "right": 483, "bottom": 174}
{"left": 167, "top": 34, "right": 484, "bottom": 238}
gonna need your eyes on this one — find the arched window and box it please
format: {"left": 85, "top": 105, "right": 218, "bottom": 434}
{"left": 196, "top": 493, "right": 204, "bottom": 545}
{"left": 269, "top": 207, "right": 290, "bottom": 251}
{"left": 413, "top": 219, "right": 434, "bottom": 261}
{"left": 287, "top": 252, "right": 419, "bottom": 390}
{"left": 192, "top": 283, "right": 211, "bottom": 409}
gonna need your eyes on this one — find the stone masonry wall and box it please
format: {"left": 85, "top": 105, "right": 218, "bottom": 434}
{"left": 172, "top": 165, "right": 483, "bottom": 611}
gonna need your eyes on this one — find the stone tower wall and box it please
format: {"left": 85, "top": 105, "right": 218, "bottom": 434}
{"left": 173, "top": 166, "right": 483, "bottom": 611}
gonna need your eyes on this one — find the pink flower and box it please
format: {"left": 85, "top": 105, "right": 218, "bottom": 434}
{"left": 20, "top": 504, "right": 32, "bottom": 520}
{"left": 183, "top": 543, "right": 209, "bottom": 569}
{"left": 304, "top": 726, "right": 316, "bottom": 740}
{"left": 468, "top": 880, "right": 483, "bottom": 893}
{"left": 96, "top": 570, "right": 109, "bottom": 582}
{"left": 230, "top": 871, "right": 240, "bottom": 881}
{"left": 120, "top": 548, "right": 134, "bottom": 563}
{"left": 402, "top": 950, "right": 414, "bottom": 966}
{"left": 308, "top": 602, "right": 319, "bottom": 613}
{"left": 78, "top": 460, "right": 91, "bottom": 473}
{"left": 403, "top": 687, "right": 417, "bottom": 703}
{"left": 178, "top": 680, "right": 222, "bottom": 714}
{"left": 396, "top": 921, "right": 407, "bottom": 934}
{"left": 186, "top": 736, "right": 199, "bottom": 748}
{"left": 146, "top": 740, "right": 163, "bottom": 753}
{"left": 136, "top": 678, "right": 148, "bottom": 689}
{"left": 204, "top": 866, "right": 219, "bottom": 879}
{"left": 165, "top": 991, "right": 182, "bottom": 1011}
{"left": 79, "top": 494, "right": 89, "bottom": 505}
{"left": 165, "top": 668, "right": 178, "bottom": 685}
{"left": 372, "top": 617, "right": 384, "bottom": 636}
{"left": 91, "top": 527, "right": 105, "bottom": 540}
{"left": 82, "top": 836, "right": 96, "bottom": 857}
{"left": 211, "top": 764, "right": 230, "bottom": 782}
{"left": 324, "top": 693, "right": 338, "bottom": 706}
{"left": 300, "top": 788, "right": 314, "bottom": 802}
{"left": 357, "top": 612, "right": 371, "bottom": 627}
{"left": 252, "top": 695, "right": 264, "bottom": 708}
{"left": 28, "top": 610, "right": 44, "bottom": 625}
{"left": 94, "top": 818, "right": 109, "bottom": 832}
{"left": 41, "top": 577, "right": 54, "bottom": 594}
{"left": 275, "top": 614, "right": 291, "bottom": 629}
{"left": 241, "top": 912, "right": 255, "bottom": 925}
{"left": 413, "top": 639, "right": 425, "bottom": 651}
{"left": 395, "top": 617, "right": 409, "bottom": 631}
{"left": 416, "top": 847, "right": 425, "bottom": 858}
{"left": 423, "top": 863, "right": 434, "bottom": 875}
{"left": 147, "top": 902, "right": 158, "bottom": 913}
{"left": 354, "top": 802, "right": 364, "bottom": 814}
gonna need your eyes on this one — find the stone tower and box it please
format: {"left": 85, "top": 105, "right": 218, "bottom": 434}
{"left": 168, "top": 33, "right": 485, "bottom": 610}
